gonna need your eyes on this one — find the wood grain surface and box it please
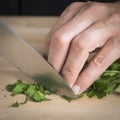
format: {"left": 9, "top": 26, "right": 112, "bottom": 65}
{"left": 0, "top": 16, "right": 119, "bottom": 120}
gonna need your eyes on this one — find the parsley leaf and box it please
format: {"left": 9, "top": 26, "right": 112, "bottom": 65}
{"left": 6, "top": 80, "right": 51, "bottom": 107}
{"left": 85, "top": 59, "right": 120, "bottom": 98}
{"left": 61, "top": 95, "right": 73, "bottom": 102}
{"left": 11, "top": 101, "right": 19, "bottom": 107}
{"left": 33, "top": 91, "right": 45, "bottom": 102}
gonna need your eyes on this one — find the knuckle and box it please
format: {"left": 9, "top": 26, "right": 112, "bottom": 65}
{"left": 72, "top": 37, "right": 86, "bottom": 51}
{"left": 51, "top": 32, "right": 66, "bottom": 47}
{"left": 72, "top": 34, "right": 90, "bottom": 51}
{"left": 65, "top": 2, "right": 81, "bottom": 14}
{"left": 94, "top": 20, "right": 108, "bottom": 28}
{"left": 85, "top": 2, "right": 98, "bottom": 11}
{"left": 84, "top": 2, "right": 108, "bottom": 13}
{"left": 94, "top": 3, "right": 108, "bottom": 11}
{"left": 91, "top": 55, "right": 107, "bottom": 68}
{"left": 95, "top": 13, "right": 120, "bottom": 29}
{"left": 83, "top": 72, "right": 91, "bottom": 82}
{"left": 107, "top": 39, "right": 120, "bottom": 50}
{"left": 62, "top": 66, "right": 78, "bottom": 77}
{"left": 108, "top": 12, "right": 120, "bottom": 23}
{"left": 75, "top": 2, "right": 97, "bottom": 18}
{"left": 69, "top": 2, "right": 80, "bottom": 9}
{"left": 72, "top": 40, "right": 86, "bottom": 51}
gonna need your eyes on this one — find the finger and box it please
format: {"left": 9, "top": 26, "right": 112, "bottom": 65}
{"left": 45, "top": 1, "right": 97, "bottom": 58}
{"left": 72, "top": 38, "right": 120, "bottom": 94}
{"left": 61, "top": 20, "right": 116, "bottom": 86}
{"left": 44, "top": 2, "right": 84, "bottom": 57}
{"left": 48, "top": 3, "right": 101, "bottom": 72}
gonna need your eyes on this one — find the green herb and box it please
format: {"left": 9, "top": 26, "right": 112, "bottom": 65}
{"left": 25, "top": 85, "right": 36, "bottom": 97}
{"left": 6, "top": 59, "right": 120, "bottom": 106}
{"left": 84, "top": 59, "right": 120, "bottom": 98}
{"left": 77, "top": 93, "right": 84, "bottom": 98}
{"left": 33, "top": 91, "right": 45, "bottom": 102}
{"left": 6, "top": 80, "right": 27, "bottom": 94}
{"left": 62, "top": 95, "right": 73, "bottom": 102}
{"left": 6, "top": 80, "right": 51, "bottom": 107}
{"left": 11, "top": 101, "right": 19, "bottom": 107}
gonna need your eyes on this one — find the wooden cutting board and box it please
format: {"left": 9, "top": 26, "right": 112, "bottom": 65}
{"left": 0, "top": 16, "right": 119, "bottom": 120}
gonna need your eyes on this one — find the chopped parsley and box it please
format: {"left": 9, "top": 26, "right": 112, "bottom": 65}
{"left": 11, "top": 101, "right": 19, "bottom": 107}
{"left": 6, "top": 80, "right": 51, "bottom": 107}
{"left": 62, "top": 95, "right": 73, "bottom": 102}
{"left": 6, "top": 59, "right": 120, "bottom": 107}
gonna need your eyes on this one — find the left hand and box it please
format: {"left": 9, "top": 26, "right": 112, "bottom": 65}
{"left": 44, "top": 1, "right": 120, "bottom": 94}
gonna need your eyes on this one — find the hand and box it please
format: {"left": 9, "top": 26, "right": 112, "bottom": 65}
{"left": 44, "top": 2, "right": 120, "bottom": 94}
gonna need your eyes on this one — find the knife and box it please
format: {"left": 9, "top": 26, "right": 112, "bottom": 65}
{"left": 0, "top": 21, "right": 76, "bottom": 99}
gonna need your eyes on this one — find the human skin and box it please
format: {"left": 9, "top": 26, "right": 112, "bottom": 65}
{"left": 44, "top": 1, "right": 120, "bottom": 94}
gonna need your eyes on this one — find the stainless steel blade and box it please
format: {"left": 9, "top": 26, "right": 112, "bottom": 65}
{"left": 0, "top": 21, "right": 76, "bottom": 99}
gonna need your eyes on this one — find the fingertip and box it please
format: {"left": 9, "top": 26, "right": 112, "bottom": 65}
{"left": 72, "top": 85, "right": 81, "bottom": 95}
{"left": 73, "top": 69, "right": 96, "bottom": 94}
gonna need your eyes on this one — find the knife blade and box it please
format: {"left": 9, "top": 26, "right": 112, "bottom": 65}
{"left": 0, "top": 21, "right": 76, "bottom": 99}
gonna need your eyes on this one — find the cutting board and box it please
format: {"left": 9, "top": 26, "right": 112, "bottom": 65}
{"left": 0, "top": 16, "right": 119, "bottom": 120}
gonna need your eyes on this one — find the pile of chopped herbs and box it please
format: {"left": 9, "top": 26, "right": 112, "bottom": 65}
{"left": 6, "top": 59, "right": 120, "bottom": 107}
{"left": 6, "top": 80, "right": 51, "bottom": 107}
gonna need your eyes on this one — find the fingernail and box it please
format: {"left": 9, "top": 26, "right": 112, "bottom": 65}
{"left": 72, "top": 85, "right": 81, "bottom": 95}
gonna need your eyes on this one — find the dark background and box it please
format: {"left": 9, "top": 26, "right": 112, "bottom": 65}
{"left": 0, "top": 0, "right": 116, "bottom": 16}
